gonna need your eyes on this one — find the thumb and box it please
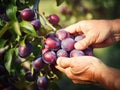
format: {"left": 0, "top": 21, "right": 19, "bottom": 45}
{"left": 74, "top": 36, "right": 92, "bottom": 50}
{"left": 64, "top": 22, "right": 83, "bottom": 34}
{"left": 56, "top": 57, "right": 72, "bottom": 68}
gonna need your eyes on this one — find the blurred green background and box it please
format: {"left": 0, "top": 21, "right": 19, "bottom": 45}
{"left": 40, "top": 0, "right": 120, "bottom": 90}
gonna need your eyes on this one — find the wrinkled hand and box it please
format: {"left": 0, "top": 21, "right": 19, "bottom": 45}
{"left": 64, "top": 20, "right": 118, "bottom": 50}
{"left": 55, "top": 56, "right": 106, "bottom": 85}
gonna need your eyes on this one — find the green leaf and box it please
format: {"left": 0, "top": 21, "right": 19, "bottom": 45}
{"left": 0, "top": 39, "right": 7, "bottom": 48}
{"left": 4, "top": 48, "right": 14, "bottom": 73}
{"left": 20, "top": 20, "right": 38, "bottom": 37}
{"left": 12, "top": 21, "right": 21, "bottom": 37}
{"left": 0, "top": 23, "right": 10, "bottom": 38}
{"left": 6, "top": 4, "right": 21, "bottom": 36}
{"left": 56, "top": 0, "right": 65, "bottom": 6}
{"left": 14, "top": 47, "right": 19, "bottom": 57}
{"left": 6, "top": 4, "right": 17, "bottom": 21}
{"left": 11, "top": 0, "right": 16, "bottom": 4}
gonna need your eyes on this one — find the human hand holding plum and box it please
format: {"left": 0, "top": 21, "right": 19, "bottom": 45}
{"left": 56, "top": 56, "right": 120, "bottom": 90}
{"left": 56, "top": 56, "right": 104, "bottom": 84}
{"left": 64, "top": 19, "right": 120, "bottom": 50}
{"left": 55, "top": 19, "right": 120, "bottom": 90}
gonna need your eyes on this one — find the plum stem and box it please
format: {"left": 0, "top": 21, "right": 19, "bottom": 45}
{"left": 33, "top": 0, "right": 56, "bottom": 31}
{"left": 36, "top": 10, "right": 56, "bottom": 31}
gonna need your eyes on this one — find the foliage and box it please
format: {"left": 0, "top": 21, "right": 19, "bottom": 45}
{"left": 0, "top": 0, "right": 65, "bottom": 90}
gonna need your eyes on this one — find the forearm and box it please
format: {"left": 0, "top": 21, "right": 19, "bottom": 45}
{"left": 100, "top": 66, "right": 120, "bottom": 90}
{"left": 111, "top": 19, "right": 120, "bottom": 42}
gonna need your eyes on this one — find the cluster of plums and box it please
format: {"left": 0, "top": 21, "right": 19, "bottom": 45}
{"left": 20, "top": 8, "right": 41, "bottom": 30}
{"left": 17, "top": 8, "right": 60, "bottom": 90}
{"left": 18, "top": 29, "right": 93, "bottom": 90}
{"left": 0, "top": 7, "right": 93, "bottom": 90}
{"left": 42, "top": 29, "right": 94, "bottom": 65}
{"left": 18, "top": 8, "right": 93, "bottom": 89}
{"left": 20, "top": 8, "right": 60, "bottom": 30}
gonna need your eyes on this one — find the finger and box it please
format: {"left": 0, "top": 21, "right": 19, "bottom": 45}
{"left": 55, "top": 65, "right": 66, "bottom": 74}
{"left": 55, "top": 66, "right": 75, "bottom": 79}
{"left": 74, "top": 38, "right": 90, "bottom": 50}
{"left": 74, "top": 33, "right": 96, "bottom": 50}
{"left": 64, "top": 22, "right": 83, "bottom": 34}
{"left": 56, "top": 57, "right": 72, "bottom": 68}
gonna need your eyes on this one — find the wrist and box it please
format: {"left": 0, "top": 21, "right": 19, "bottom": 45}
{"left": 99, "top": 66, "right": 120, "bottom": 90}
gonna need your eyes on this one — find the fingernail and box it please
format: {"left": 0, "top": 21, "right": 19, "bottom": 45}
{"left": 56, "top": 57, "right": 61, "bottom": 65}
{"left": 74, "top": 43, "right": 82, "bottom": 50}
{"left": 57, "top": 57, "right": 70, "bottom": 68}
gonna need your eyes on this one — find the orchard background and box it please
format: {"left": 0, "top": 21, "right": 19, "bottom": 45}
{"left": 0, "top": 0, "right": 120, "bottom": 90}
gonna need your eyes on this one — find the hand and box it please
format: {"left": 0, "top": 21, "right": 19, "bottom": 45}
{"left": 64, "top": 20, "right": 120, "bottom": 50}
{"left": 56, "top": 56, "right": 120, "bottom": 90}
{"left": 55, "top": 56, "right": 106, "bottom": 85}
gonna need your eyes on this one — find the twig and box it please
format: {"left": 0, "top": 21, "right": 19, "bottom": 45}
{"left": 36, "top": 10, "right": 56, "bottom": 31}
{"left": 32, "top": 0, "right": 56, "bottom": 31}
